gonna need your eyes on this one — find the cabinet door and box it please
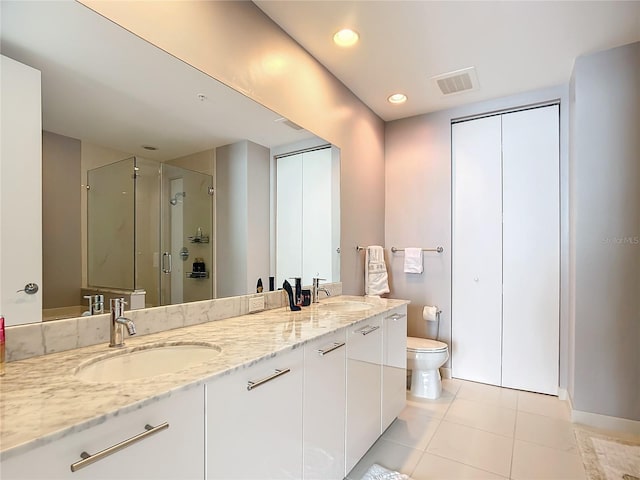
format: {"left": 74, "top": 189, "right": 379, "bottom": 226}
{"left": 206, "top": 347, "right": 303, "bottom": 479}
{"left": 501, "top": 106, "right": 559, "bottom": 395}
{"left": 345, "top": 316, "right": 382, "bottom": 473}
{"left": 382, "top": 306, "right": 407, "bottom": 432}
{"left": 303, "top": 329, "right": 346, "bottom": 480}
{"left": 451, "top": 116, "right": 503, "bottom": 386}
{"left": 1, "top": 386, "right": 205, "bottom": 480}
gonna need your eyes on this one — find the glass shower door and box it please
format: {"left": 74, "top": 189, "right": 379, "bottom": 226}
{"left": 160, "top": 164, "right": 213, "bottom": 305}
{"left": 87, "top": 157, "right": 135, "bottom": 290}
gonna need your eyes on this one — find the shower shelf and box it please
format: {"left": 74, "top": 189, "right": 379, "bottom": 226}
{"left": 188, "top": 235, "right": 209, "bottom": 244}
{"left": 186, "top": 272, "right": 209, "bottom": 279}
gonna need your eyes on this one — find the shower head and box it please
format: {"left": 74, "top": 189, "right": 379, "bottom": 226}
{"left": 169, "top": 192, "right": 186, "bottom": 206}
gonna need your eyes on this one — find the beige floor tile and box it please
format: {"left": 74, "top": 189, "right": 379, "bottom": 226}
{"left": 455, "top": 380, "right": 519, "bottom": 410}
{"left": 517, "top": 390, "right": 570, "bottom": 421}
{"left": 444, "top": 398, "right": 517, "bottom": 437}
{"left": 346, "top": 438, "right": 424, "bottom": 480}
{"left": 511, "top": 439, "right": 586, "bottom": 480}
{"left": 411, "top": 452, "right": 508, "bottom": 479}
{"left": 426, "top": 421, "right": 514, "bottom": 477}
{"left": 515, "top": 411, "right": 579, "bottom": 453}
{"left": 382, "top": 410, "right": 441, "bottom": 450}
{"left": 406, "top": 389, "right": 456, "bottom": 419}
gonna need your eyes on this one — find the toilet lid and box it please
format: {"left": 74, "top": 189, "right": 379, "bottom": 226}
{"left": 407, "top": 337, "right": 448, "bottom": 352}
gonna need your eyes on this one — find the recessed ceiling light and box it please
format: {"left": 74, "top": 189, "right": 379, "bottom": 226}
{"left": 333, "top": 28, "right": 359, "bottom": 47}
{"left": 387, "top": 93, "right": 407, "bottom": 104}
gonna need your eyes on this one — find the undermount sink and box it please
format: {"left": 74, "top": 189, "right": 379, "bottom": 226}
{"left": 75, "top": 342, "right": 222, "bottom": 383}
{"left": 317, "top": 301, "right": 374, "bottom": 313}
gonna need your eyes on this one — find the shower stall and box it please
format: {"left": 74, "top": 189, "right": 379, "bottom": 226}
{"left": 87, "top": 156, "right": 214, "bottom": 307}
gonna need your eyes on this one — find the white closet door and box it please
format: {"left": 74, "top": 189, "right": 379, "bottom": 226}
{"left": 501, "top": 106, "right": 559, "bottom": 395}
{"left": 452, "top": 116, "right": 503, "bottom": 386}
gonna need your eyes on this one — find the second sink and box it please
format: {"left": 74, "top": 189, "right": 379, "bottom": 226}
{"left": 75, "top": 342, "right": 222, "bottom": 383}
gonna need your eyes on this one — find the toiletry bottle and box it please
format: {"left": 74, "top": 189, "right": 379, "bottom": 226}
{"left": 0, "top": 315, "right": 5, "bottom": 376}
{"left": 294, "top": 277, "right": 302, "bottom": 305}
{"left": 257, "top": 278, "right": 263, "bottom": 293}
{"left": 269, "top": 276, "right": 275, "bottom": 291}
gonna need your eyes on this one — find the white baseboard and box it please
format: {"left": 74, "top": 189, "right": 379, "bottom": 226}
{"left": 566, "top": 391, "right": 640, "bottom": 435}
{"left": 572, "top": 409, "right": 640, "bottom": 435}
{"left": 558, "top": 388, "right": 569, "bottom": 401}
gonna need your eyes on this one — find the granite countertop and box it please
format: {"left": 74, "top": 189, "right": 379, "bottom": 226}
{"left": 0, "top": 295, "right": 408, "bottom": 460}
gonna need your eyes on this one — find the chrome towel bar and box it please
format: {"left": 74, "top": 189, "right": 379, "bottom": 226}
{"left": 391, "top": 246, "right": 443, "bottom": 253}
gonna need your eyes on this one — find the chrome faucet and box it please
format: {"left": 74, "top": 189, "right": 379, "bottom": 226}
{"left": 312, "top": 277, "right": 331, "bottom": 303}
{"left": 109, "top": 298, "right": 136, "bottom": 348}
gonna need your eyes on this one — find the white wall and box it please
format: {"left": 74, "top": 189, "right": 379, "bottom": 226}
{"left": 570, "top": 42, "right": 639, "bottom": 421}
{"left": 385, "top": 86, "right": 570, "bottom": 378}
{"left": 215, "top": 140, "right": 270, "bottom": 298}
{"left": 80, "top": 0, "right": 386, "bottom": 296}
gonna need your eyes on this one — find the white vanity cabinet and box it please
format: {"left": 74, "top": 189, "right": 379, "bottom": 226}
{"left": 206, "top": 347, "right": 304, "bottom": 479}
{"left": 302, "top": 329, "right": 346, "bottom": 479}
{"left": 345, "top": 315, "right": 383, "bottom": 473}
{"left": 381, "top": 306, "right": 407, "bottom": 433}
{"left": 1, "top": 386, "right": 205, "bottom": 480}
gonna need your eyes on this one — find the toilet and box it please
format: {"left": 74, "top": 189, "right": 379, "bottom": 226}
{"left": 406, "top": 305, "right": 449, "bottom": 399}
{"left": 407, "top": 337, "right": 449, "bottom": 399}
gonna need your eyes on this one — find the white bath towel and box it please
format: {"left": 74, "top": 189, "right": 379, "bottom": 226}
{"left": 360, "top": 463, "right": 410, "bottom": 480}
{"left": 365, "top": 246, "right": 390, "bottom": 296}
{"left": 403, "top": 247, "right": 423, "bottom": 274}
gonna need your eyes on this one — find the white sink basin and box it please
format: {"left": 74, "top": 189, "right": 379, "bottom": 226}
{"left": 75, "top": 342, "right": 222, "bottom": 383}
{"left": 317, "top": 301, "right": 374, "bottom": 313}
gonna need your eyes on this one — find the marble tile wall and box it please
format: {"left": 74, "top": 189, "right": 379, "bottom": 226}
{"left": 5, "top": 282, "right": 342, "bottom": 362}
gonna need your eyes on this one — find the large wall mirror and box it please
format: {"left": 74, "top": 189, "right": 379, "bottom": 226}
{"left": 0, "top": 1, "right": 340, "bottom": 324}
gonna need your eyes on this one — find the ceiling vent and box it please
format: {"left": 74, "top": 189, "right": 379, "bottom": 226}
{"left": 432, "top": 67, "right": 479, "bottom": 96}
{"left": 275, "top": 117, "right": 304, "bottom": 131}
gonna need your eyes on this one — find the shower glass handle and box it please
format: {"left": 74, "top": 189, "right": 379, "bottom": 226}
{"left": 162, "top": 252, "right": 172, "bottom": 274}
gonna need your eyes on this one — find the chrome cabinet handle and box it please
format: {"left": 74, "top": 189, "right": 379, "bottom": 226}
{"left": 357, "top": 325, "right": 380, "bottom": 336}
{"left": 386, "top": 313, "right": 407, "bottom": 321}
{"left": 70, "top": 422, "right": 169, "bottom": 472}
{"left": 318, "top": 342, "right": 345, "bottom": 356}
{"left": 247, "top": 368, "right": 290, "bottom": 391}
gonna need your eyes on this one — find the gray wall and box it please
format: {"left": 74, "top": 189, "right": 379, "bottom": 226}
{"left": 570, "top": 42, "right": 640, "bottom": 421}
{"left": 385, "top": 85, "right": 570, "bottom": 378}
{"left": 42, "top": 131, "right": 81, "bottom": 308}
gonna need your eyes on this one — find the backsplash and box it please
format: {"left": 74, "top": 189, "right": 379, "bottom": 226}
{"left": 6, "top": 282, "right": 342, "bottom": 362}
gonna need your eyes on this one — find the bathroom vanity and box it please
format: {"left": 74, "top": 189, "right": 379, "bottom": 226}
{"left": 0, "top": 296, "right": 408, "bottom": 479}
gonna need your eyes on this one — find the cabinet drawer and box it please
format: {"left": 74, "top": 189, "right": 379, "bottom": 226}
{"left": 1, "top": 386, "right": 205, "bottom": 480}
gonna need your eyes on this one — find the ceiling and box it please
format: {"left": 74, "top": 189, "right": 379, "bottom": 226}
{"left": 0, "top": 1, "right": 314, "bottom": 162}
{"left": 254, "top": 1, "right": 640, "bottom": 121}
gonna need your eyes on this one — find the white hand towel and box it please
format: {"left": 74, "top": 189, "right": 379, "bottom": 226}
{"left": 403, "top": 247, "right": 423, "bottom": 274}
{"left": 365, "top": 246, "right": 390, "bottom": 296}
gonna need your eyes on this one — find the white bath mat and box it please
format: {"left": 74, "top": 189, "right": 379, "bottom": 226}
{"left": 575, "top": 429, "right": 640, "bottom": 480}
{"left": 360, "top": 463, "right": 411, "bottom": 480}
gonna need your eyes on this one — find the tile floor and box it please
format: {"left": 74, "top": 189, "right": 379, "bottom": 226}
{"left": 347, "top": 378, "right": 587, "bottom": 480}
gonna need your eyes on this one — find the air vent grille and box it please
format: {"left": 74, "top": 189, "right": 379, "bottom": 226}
{"left": 432, "top": 67, "right": 479, "bottom": 96}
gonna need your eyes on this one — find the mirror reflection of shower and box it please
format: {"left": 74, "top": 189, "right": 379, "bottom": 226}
{"left": 169, "top": 191, "right": 186, "bottom": 206}
{"left": 86, "top": 156, "right": 213, "bottom": 308}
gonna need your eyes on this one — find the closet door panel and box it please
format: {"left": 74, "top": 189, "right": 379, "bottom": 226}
{"left": 501, "top": 106, "right": 559, "bottom": 395}
{"left": 451, "top": 116, "right": 503, "bottom": 386}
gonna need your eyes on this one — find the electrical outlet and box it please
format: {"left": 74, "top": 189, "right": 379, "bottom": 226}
{"left": 248, "top": 295, "right": 265, "bottom": 313}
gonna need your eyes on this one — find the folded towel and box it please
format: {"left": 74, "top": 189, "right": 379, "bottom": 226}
{"left": 403, "top": 247, "right": 423, "bottom": 274}
{"left": 361, "top": 463, "right": 410, "bottom": 480}
{"left": 365, "top": 246, "right": 390, "bottom": 296}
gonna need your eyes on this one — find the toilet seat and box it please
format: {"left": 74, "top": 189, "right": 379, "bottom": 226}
{"left": 407, "top": 337, "right": 448, "bottom": 353}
